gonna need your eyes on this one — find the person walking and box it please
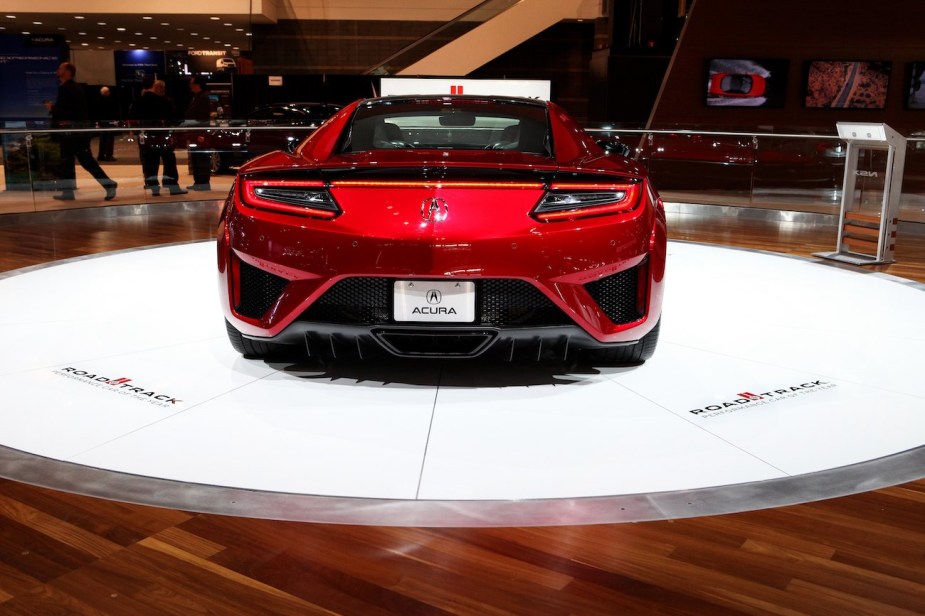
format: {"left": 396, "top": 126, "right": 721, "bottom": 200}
{"left": 130, "top": 76, "right": 187, "bottom": 196}
{"left": 184, "top": 75, "right": 212, "bottom": 191}
{"left": 44, "top": 62, "right": 117, "bottom": 201}
{"left": 95, "top": 85, "right": 119, "bottom": 161}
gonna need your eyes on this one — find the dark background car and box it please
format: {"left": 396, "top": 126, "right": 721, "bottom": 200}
{"left": 190, "top": 102, "right": 343, "bottom": 173}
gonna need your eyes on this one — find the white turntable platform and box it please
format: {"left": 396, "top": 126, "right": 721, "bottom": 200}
{"left": 0, "top": 241, "right": 923, "bottom": 525}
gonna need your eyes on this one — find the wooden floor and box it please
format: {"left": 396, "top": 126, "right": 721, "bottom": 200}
{"left": 0, "top": 202, "right": 924, "bottom": 615}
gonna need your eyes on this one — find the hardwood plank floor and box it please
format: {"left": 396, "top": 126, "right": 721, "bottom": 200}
{"left": 0, "top": 201, "right": 924, "bottom": 615}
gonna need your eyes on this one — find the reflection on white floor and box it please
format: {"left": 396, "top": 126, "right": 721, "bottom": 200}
{"left": 1, "top": 241, "right": 924, "bottom": 501}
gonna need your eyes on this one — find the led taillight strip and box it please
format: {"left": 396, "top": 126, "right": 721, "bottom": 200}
{"left": 549, "top": 182, "right": 638, "bottom": 191}
{"left": 240, "top": 179, "right": 338, "bottom": 219}
{"left": 244, "top": 179, "right": 327, "bottom": 189}
{"left": 329, "top": 180, "right": 545, "bottom": 189}
{"left": 534, "top": 183, "right": 642, "bottom": 222}
{"left": 535, "top": 201, "right": 637, "bottom": 221}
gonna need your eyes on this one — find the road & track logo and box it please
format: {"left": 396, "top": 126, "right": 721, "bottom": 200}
{"left": 688, "top": 380, "right": 836, "bottom": 419}
{"left": 53, "top": 367, "right": 183, "bottom": 408}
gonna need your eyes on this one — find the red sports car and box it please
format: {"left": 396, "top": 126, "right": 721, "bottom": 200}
{"left": 708, "top": 73, "right": 767, "bottom": 98}
{"left": 218, "top": 96, "right": 666, "bottom": 363}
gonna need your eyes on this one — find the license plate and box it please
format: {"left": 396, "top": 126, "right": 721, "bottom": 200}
{"left": 393, "top": 280, "right": 476, "bottom": 323}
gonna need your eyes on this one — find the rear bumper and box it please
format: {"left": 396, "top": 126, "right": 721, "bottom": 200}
{"left": 245, "top": 322, "right": 646, "bottom": 361}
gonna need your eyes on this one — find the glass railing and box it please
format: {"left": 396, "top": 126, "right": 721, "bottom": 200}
{"left": 3, "top": 124, "right": 925, "bottom": 222}
{"left": 0, "top": 123, "right": 295, "bottom": 215}
{"left": 587, "top": 127, "right": 925, "bottom": 223}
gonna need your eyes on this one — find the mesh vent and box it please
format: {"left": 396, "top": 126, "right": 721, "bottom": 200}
{"left": 584, "top": 264, "right": 643, "bottom": 325}
{"left": 479, "top": 280, "right": 571, "bottom": 327}
{"left": 237, "top": 260, "right": 289, "bottom": 319}
{"left": 303, "top": 278, "right": 391, "bottom": 324}
{"left": 300, "top": 278, "right": 571, "bottom": 326}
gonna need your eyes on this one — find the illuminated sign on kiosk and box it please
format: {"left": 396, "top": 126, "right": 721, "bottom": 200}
{"left": 380, "top": 78, "right": 551, "bottom": 100}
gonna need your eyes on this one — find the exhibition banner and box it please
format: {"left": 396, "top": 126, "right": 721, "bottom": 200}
{"left": 0, "top": 34, "right": 65, "bottom": 121}
{"left": 380, "top": 78, "right": 551, "bottom": 100}
{"left": 114, "top": 49, "right": 166, "bottom": 85}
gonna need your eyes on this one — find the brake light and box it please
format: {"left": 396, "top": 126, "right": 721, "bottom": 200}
{"left": 532, "top": 182, "right": 641, "bottom": 221}
{"left": 240, "top": 179, "right": 340, "bottom": 219}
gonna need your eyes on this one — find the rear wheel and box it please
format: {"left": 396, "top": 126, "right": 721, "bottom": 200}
{"left": 210, "top": 151, "right": 235, "bottom": 174}
{"left": 580, "top": 319, "right": 660, "bottom": 365}
{"left": 225, "top": 319, "right": 299, "bottom": 359}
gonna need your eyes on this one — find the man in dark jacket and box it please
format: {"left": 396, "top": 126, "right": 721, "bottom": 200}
{"left": 130, "top": 76, "right": 186, "bottom": 196}
{"left": 95, "top": 86, "right": 119, "bottom": 161}
{"left": 44, "top": 62, "right": 117, "bottom": 201}
{"left": 184, "top": 75, "right": 212, "bottom": 191}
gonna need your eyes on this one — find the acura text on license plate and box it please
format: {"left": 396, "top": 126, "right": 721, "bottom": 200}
{"left": 393, "top": 280, "right": 476, "bottom": 322}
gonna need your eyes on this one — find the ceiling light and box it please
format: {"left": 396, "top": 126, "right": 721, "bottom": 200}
{"left": 129, "top": 43, "right": 136, "bottom": 47}
{"left": 224, "top": 23, "right": 232, "bottom": 26}
{"left": 74, "top": 15, "right": 84, "bottom": 19}
{"left": 224, "top": 43, "right": 231, "bottom": 47}
{"left": 235, "top": 28, "right": 243, "bottom": 32}
{"left": 202, "top": 36, "right": 210, "bottom": 40}
{"left": 150, "top": 36, "right": 157, "bottom": 39}
{"left": 21, "top": 31, "right": 29, "bottom": 35}
{"left": 246, "top": 32, "right": 252, "bottom": 36}
{"left": 161, "top": 22, "right": 169, "bottom": 26}
{"left": 97, "top": 36, "right": 104, "bottom": 39}
{"left": 135, "top": 32, "right": 142, "bottom": 35}
{"left": 176, "top": 27, "right": 184, "bottom": 31}
{"left": 78, "top": 31, "right": 86, "bottom": 35}
{"left": 97, "top": 22, "right": 106, "bottom": 25}
{"left": 81, "top": 42, "right": 88, "bottom": 46}
{"left": 143, "top": 16, "right": 152, "bottom": 20}
{"left": 210, "top": 16, "right": 220, "bottom": 20}
{"left": 5, "top": 15, "right": 15, "bottom": 19}
{"left": 117, "top": 27, "right": 125, "bottom": 31}
{"left": 32, "top": 21, "right": 41, "bottom": 25}
{"left": 190, "top": 32, "right": 198, "bottom": 36}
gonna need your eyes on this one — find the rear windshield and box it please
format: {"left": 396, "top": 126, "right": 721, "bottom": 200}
{"left": 340, "top": 100, "right": 550, "bottom": 155}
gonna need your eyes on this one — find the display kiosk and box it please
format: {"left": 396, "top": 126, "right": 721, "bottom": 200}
{"left": 814, "top": 122, "right": 906, "bottom": 265}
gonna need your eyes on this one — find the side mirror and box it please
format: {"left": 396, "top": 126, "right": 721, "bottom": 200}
{"left": 597, "top": 139, "right": 633, "bottom": 157}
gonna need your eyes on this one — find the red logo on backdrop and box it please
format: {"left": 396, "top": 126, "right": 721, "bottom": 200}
{"left": 450, "top": 85, "right": 464, "bottom": 95}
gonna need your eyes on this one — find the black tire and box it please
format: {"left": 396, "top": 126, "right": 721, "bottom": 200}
{"left": 210, "top": 151, "right": 235, "bottom": 174}
{"left": 224, "top": 319, "right": 299, "bottom": 359}
{"left": 580, "top": 319, "right": 661, "bottom": 365}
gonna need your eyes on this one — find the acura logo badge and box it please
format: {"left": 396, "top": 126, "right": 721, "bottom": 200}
{"left": 421, "top": 197, "right": 449, "bottom": 222}
{"left": 426, "top": 289, "right": 442, "bottom": 304}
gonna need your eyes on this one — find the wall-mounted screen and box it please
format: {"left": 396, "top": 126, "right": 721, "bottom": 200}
{"left": 705, "top": 58, "right": 789, "bottom": 107}
{"left": 804, "top": 60, "right": 891, "bottom": 109}
{"left": 906, "top": 62, "right": 925, "bottom": 109}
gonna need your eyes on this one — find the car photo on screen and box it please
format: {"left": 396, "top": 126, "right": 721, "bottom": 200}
{"left": 705, "top": 59, "right": 788, "bottom": 108}
{"left": 804, "top": 60, "right": 892, "bottom": 109}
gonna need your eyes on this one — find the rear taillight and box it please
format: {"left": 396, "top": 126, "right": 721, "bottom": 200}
{"left": 532, "top": 182, "right": 641, "bottom": 222}
{"left": 240, "top": 179, "right": 341, "bottom": 219}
